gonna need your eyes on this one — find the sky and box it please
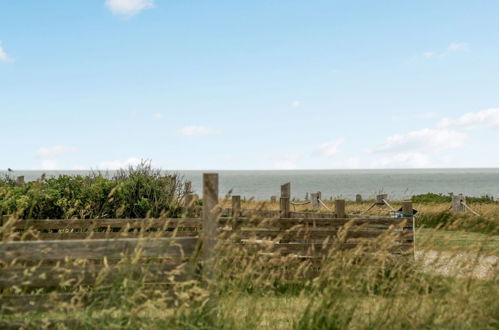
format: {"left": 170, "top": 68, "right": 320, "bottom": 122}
{"left": 1, "top": 0, "right": 499, "bottom": 170}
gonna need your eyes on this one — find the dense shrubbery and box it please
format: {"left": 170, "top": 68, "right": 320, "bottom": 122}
{"left": 412, "top": 193, "right": 495, "bottom": 204}
{"left": 0, "top": 163, "right": 184, "bottom": 219}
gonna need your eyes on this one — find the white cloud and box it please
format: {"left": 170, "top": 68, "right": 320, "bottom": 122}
{"left": 291, "top": 100, "right": 301, "bottom": 108}
{"left": 38, "top": 160, "right": 60, "bottom": 170}
{"left": 105, "top": 0, "right": 154, "bottom": 17}
{"left": 438, "top": 108, "right": 499, "bottom": 129}
{"left": 178, "top": 125, "right": 219, "bottom": 137}
{"left": 98, "top": 157, "right": 141, "bottom": 169}
{"left": 37, "top": 145, "right": 77, "bottom": 158}
{"left": 421, "top": 41, "right": 470, "bottom": 59}
{"left": 374, "top": 128, "right": 466, "bottom": 154}
{"left": 317, "top": 139, "right": 345, "bottom": 157}
{"left": 153, "top": 112, "right": 163, "bottom": 119}
{"left": 0, "top": 41, "right": 13, "bottom": 63}
{"left": 447, "top": 42, "right": 469, "bottom": 52}
{"left": 371, "top": 152, "right": 434, "bottom": 169}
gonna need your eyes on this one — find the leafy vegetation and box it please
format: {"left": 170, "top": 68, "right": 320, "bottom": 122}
{"left": 0, "top": 162, "right": 184, "bottom": 219}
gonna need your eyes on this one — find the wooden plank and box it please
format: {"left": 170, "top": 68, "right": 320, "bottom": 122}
{"left": 220, "top": 229, "right": 414, "bottom": 240}
{"left": 239, "top": 242, "right": 414, "bottom": 256}
{"left": 10, "top": 218, "right": 203, "bottom": 230}
{"left": 12, "top": 231, "right": 200, "bottom": 241}
{"left": 0, "top": 237, "right": 198, "bottom": 261}
{"left": 0, "top": 262, "right": 188, "bottom": 288}
{"left": 218, "top": 217, "right": 412, "bottom": 228}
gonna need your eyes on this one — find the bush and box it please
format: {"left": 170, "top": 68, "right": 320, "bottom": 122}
{"left": 0, "top": 162, "right": 184, "bottom": 219}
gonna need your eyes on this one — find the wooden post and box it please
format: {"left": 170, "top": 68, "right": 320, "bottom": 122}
{"left": 305, "top": 192, "right": 309, "bottom": 201}
{"left": 376, "top": 194, "right": 388, "bottom": 205}
{"left": 270, "top": 195, "right": 277, "bottom": 203}
{"left": 232, "top": 195, "right": 241, "bottom": 230}
{"left": 281, "top": 183, "right": 291, "bottom": 198}
{"left": 311, "top": 193, "right": 319, "bottom": 209}
{"left": 451, "top": 194, "right": 465, "bottom": 213}
{"left": 401, "top": 201, "right": 413, "bottom": 216}
{"left": 232, "top": 195, "right": 241, "bottom": 218}
{"left": 184, "top": 193, "right": 195, "bottom": 217}
{"left": 15, "top": 176, "right": 24, "bottom": 187}
{"left": 184, "top": 181, "right": 192, "bottom": 194}
{"left": 202, "top": 173, "right": 219, "bottom": 278}
{"left": 335, "top": 199, "right": 346, "bottom": 218}
{"left": 280, "top": 197, "right": 290, "bottom": 218}
{"left": 355, "top": 194, "right": 362, "bottom": 203}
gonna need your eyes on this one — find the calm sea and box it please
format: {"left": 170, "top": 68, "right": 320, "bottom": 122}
{"left": 2, "top": 169, "right": 498, "bottom": 200}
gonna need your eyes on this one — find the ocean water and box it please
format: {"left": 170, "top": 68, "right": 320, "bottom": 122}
{"left": 1, "top": 169, "right": 499, "bottom": 200}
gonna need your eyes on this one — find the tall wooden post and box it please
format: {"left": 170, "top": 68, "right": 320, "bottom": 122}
{"left": 355, "top": 194, "right": 362, "bottom": 203}
{"left": 335, "top": 199, "right": 346, "bottom": 218}
{"left": 184, "top": 193, "right": 195, "bottom": 217}
{"left": 281, "top": 183, "right": 291, "bottom": 199}
{"left": 451, "top": 195, "right": 465, "bottom": 213}
{"left": 311, "top": 193, "right": 319, "bottom": 209}
{"left": 401, "top": 201, "right": 415, "bottom": 258}
{"left": 280, "top": 197, "right": 290, "bottom": 218}
{"left": 184, "top": 181, "right": 192, "bottom": 194}
{"left": 232, "top": 195, "right": 241, "bottom": 230}
{"left": 202, "top": 173, "right": 219, "bottom": 277}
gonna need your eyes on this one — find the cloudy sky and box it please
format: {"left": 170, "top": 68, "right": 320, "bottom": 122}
{"left": 1, "top": 1, "right": 499, "bottom": 170}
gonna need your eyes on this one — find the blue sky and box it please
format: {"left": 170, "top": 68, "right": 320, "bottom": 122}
{"left": 1, "top": 0, "right": 499, "bottom": 170}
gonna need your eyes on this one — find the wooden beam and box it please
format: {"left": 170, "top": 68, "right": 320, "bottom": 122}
{"left": 335, "top": 199, "right": 346, "bottom": 218}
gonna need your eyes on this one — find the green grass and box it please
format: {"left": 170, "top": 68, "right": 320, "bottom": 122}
{"left": 417, "top": 228, "right": 499, "bottom": 255}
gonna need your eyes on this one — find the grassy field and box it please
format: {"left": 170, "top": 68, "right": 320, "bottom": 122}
{"left": 1, "top": 171, "right": 498, "bottom": 328}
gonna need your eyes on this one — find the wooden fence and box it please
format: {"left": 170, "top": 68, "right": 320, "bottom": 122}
{"left": 0, "top": 174, "right": 415, "bottom": 314}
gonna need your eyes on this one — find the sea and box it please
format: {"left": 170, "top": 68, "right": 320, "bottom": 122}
{"left": 1, "top": 169, "right": 499, "bottom": 201}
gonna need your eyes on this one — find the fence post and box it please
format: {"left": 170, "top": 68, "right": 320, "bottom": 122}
{"left": 280, "top": 197, "right": 290, "bottom": 218}
{"left": 184, "top": 181, "right": 192, "bottom": 194}
{"left": 184, "top": 193, "right": 195, "bottom": 217}
{"left": 231, "top": 195, "right": 241, "bottom": 230}
{"left": 355, "top": 194, "right": 362, "bottom": 203}
{"left": 281, "top": 183, "right": 291, "bottom": 199}
{"left": 311, "top": 193, "right": 319, "bottom": 209}
{"left": 401, "top": 201, "right": 415, "bottom": 258}
{"left": 376, "top": 194, "right": 388, "bottom": 205}
{"left": 335, "top": 199, "right": 346, "bottom": 218}
{"left": 202, "top": 173, "right": 219, "bottom": 279}
{"left": 270, "top": 195, "right": 277, "bottom": 203}
{"left": 16, "top": 176, "right": 24, "bottom": 187}
{"left": 451, "top": 194, "right": 465, "bottom": 213}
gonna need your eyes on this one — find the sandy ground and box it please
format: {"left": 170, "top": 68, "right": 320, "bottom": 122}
{"left": 416, "top": 250, "right": 498, "bottom": 280}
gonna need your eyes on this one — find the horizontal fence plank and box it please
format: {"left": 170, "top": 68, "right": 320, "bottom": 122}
{"left": 0, "top": 262, "right": 189, "bottom": 288}
{"left": 12, "top": 231, "right": 200, "bottom": 241}
{"left": 220, "top": 229, "right": 413, "bottom": 240}
{"left": 238, "top": 242, "right": 414, "bottom": 256}
{"left": 0, "top": 237, "right": 199, "bottom": 261}
{"left": 7, "top": 218, "right": 203, "bottom": 230}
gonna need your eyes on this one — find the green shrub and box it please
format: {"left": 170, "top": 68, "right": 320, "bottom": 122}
{"left": 0, "top": 162, "right": 184, "bottom": 219}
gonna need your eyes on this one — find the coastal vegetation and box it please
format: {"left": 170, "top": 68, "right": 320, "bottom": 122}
{"left": 0, "top": 167, "right": 498, "bottom": 328}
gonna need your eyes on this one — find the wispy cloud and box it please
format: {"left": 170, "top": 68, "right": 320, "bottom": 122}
{"left": 291, "top": 100, "right": 301, "bottom": 108}
{"left": 317, "top": 139, "right": 345, "bottom": 157}
{"left": 98, "top": 157, "right": 141, "bottom": 169}
{"left": 105, "top": 0, "right": 154, "bottom": 17}
{"left": 0, "top": 41, "right": 13, "bottom": 63}
{"left": 438, "top": 108, "right": 499, "bottom": 129}
{"left": 37, "top": 145, "right": 77, "bottom": 158}
{"left": 178, "top": 125, "right": 219, "bottom": 137}
{"left": 374, "top": 128, "right": 466, "bottom": 154}
{"left": 152, "top": 112, "right": 163, "bottom": 119}
{"left": 421, "top": 41, "right": 470, "bottom": 59}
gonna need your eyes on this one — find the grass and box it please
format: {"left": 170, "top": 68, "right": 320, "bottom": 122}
{"left": 417, "top": 228, "right": 499, "bottom": 255}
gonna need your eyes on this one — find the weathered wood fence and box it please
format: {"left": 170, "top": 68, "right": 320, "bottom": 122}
{"left": 0, "top": 174, "right": 415, "bottom": 314}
